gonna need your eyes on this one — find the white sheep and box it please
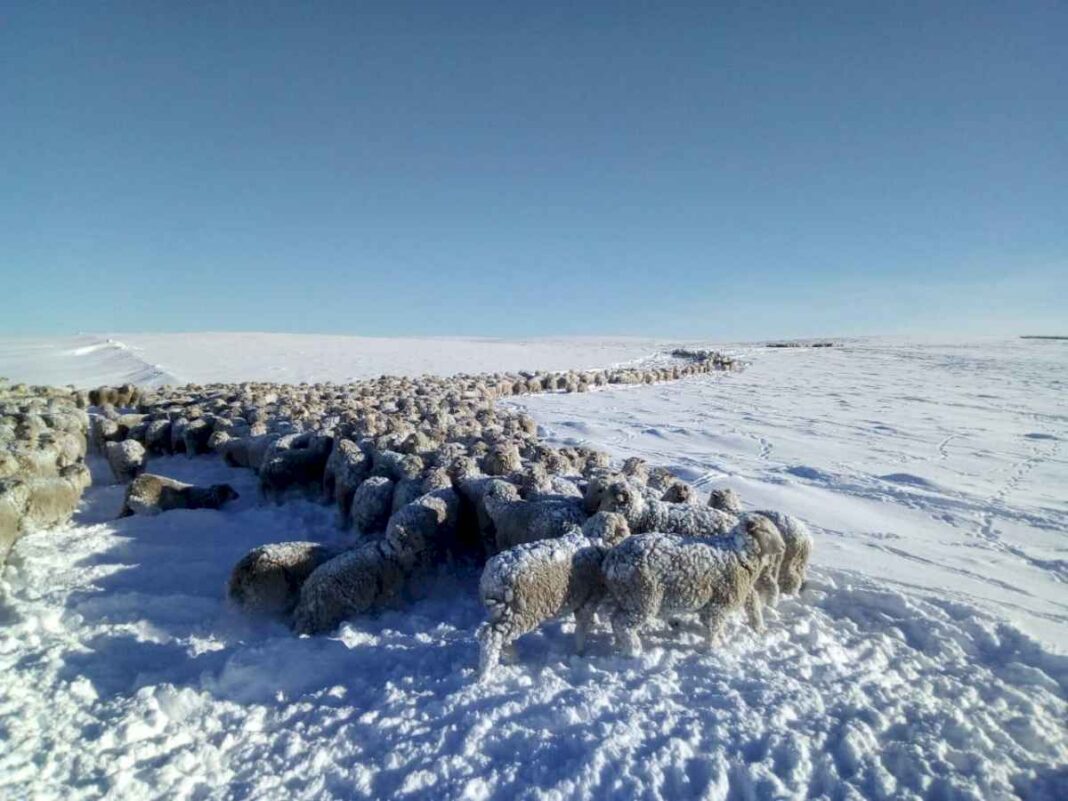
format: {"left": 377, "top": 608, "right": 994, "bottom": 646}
{"left": 597, "top": 479, "right": 736, "bottom": 538}
{"left": 476, "top": 512, "right": 630, "bottom": 679}
{"left": 105, "top": 439, "right": 146, "bottom": 483}
{"left": 350, "top": 475, "right": 395, "bottom": 535}
{"left": 483, "top": 481, "right": 587, "bottom": 553}
{"left": 481, "top": 442, "right": 522, "bottom": 476}
{"left": 292, "top": 489, "right": 458, "bottom": 634}
{"left": 706, "top": 490, "right": 813, "bottom": 595}
{"left": 323, "top": 438, "right": 369, "bottom": 524}
{"left": 602, "top": 515, "right": 785, "bottom": 657}
{"left": 707, "top": 487, "right": 743, "bottom": 514}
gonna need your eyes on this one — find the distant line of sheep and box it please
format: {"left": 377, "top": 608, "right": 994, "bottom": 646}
{"left": 13, "top": 349, "right": 816, "bottom": 679}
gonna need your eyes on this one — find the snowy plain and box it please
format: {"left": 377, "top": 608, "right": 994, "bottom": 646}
{"left": 1, "top": 334, "right": 1065, "bottom": 800}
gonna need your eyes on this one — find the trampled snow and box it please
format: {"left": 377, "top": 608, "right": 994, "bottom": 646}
{"left": 1, "top": 334, "right": 1066, "bottom": 799}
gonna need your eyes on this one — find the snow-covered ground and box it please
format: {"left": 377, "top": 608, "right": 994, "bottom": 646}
{"left": 0, "top": 333, "right": 673, "bottom": 387}
{"left": 513, "top": 339, "right": 1068, "bottom": 650}
{"left": 1, "top": 335, "right": 1066, "bottom": 800}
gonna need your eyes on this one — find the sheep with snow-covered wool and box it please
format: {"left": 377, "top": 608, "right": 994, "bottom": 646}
{"left": 350, "top": 475, "right": 395, "bottom": 535}
{"left": 218, "top": 432, "right": 280, "bottom": 471}
{"left": 483, "top": 480, "right": 587, "bottom": 553}
{"left": 182, "top": 418, "right": 215, "bottom": 456}
{"left": 707, "top": 487, "right": 743, "bottom": 514}
{"left": 706, "top": 491, "right": 813, "bottom": 595}
{"left": 260, "top": 432, "right": 333, "bottom": 501}
{"left": 598, "top": 478, "right": 736, "bottom": 538}
{"left": 391, "top": 464, "right": 453, "bottom": 514}
{"left": 1, "top": 464, "right": 91, "bottom": 560}
{"left": 455, "top": 475, "right": 517, "bottom": 555}
{"left": 292, "top": 489, "right": 458, "bottom": 634}
{"left": 517, "top": 463, "right": 582, "bottom": 502}
{"left": 142, "top": 420, "right": 172, "bottom": 454}
{"left": 90, "top": 415, "right": 120, "bottom": 453}
{"left": 370, "top": 449, "right": 423, "bottom": 482}
{"left": 228, "top": 541, "right": 340, "bottom": 618}
{"left": 582, "top": 471, "right": 624, "bottom": 514}
{"left": 481, "top": 441, "right": 522, "bottom": 476}
{"left": 105, "top": 439, "right": 146, "bottom": 483}
{"left": 621, "top": 456, "right": 649, "bottom": 485}
{"left": 602, "top": 515, "right": 785, "bottom": 657}
{"left": 659, "top": 482, "right": 696, "bottom": 505}
{"left": 476, "top": 512, "right": 631, "bottom": 679}
{"left": 323, "top": 438, "right": 370, "bottom": 524}
{"left": 119, "top": 473, "right": 239, "bottom": 516}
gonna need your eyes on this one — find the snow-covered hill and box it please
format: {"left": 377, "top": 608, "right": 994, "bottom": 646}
{"left": 0, "top": 333, "right": 673, "bottom": 387}
{"left": 1, "top": 334, "right": 1065, "bottom": 800}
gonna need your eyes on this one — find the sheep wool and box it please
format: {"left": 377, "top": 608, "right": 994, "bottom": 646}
{"left": 228, "top": 541, "right": 339, "bottom": 617}
{"left": 602, "top": 516, "right": 784, "bottom": 657}
{"left": 598, "top": 479, "right": 736, "bottom": 538}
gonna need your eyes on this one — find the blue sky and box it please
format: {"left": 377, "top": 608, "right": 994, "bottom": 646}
{"left": 3, "top": 1, "right": 1065, "bottom": 339}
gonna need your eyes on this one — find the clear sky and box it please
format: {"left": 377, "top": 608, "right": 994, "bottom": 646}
{"left": 3, "top": 1, "right": 1065, "bottom": 339}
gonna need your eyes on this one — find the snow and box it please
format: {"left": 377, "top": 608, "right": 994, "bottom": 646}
{"left": 513, "top": 338, "right": 1068, "bottom": 650}
{"left": 0, "top": 333, "right": 672, "bottom": 387}
{"left": 2, "top": 335, "right": 1067, "bottom": 799}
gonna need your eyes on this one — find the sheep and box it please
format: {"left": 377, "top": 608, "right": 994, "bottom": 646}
{"left": 182, "top": 418, "right": 214, "bottom": 456}
{"left": 706, "top": 491, "right": 813, "bottom": 595}
{"left": 119, "top": 473, "right": 239, "bottom": 517}
{"left": 292, "top": 489, "right": 458, "bottom": 634}
{"left": 370, "top": 449, "right": 423, "bottom": 482}
{"left": 744, "top": 510, "right": 812, "bottom": 596}
{"left": 323, "top": 438, "right": 370, "bottom": 524}
{"left": 602, "top": 515, "right": 785, "bottom": 657}
{"left": 621, "top": 457, "right": 649, "bottom": 485}
{"left": 228, "top": 541, "right": 339, "bottom": 618}
{"left": 516, "top": 463, "right": 581, "bottom": 502}
{"left": 90, "top": 416, "right": 120, "bottom": 453}
{"left": 483, "top": 480, "right": 587, "bottom": 553}
{"left": 455, "top": 475, "right": 518, "bottom": 555}
{"left": 7, "top": 464, "right": 90, "bottom": 535}
{"left": 104, "top": 439, "right": 146, "bottom": 483}
{"left": 659, "top": 482, "right": 696, "bottom": 505}
{"left": 143, "top": 419, "right": 173, "bottom": 454}
{"left": 259, "top": 433, "right": 332, "bottom": 501}
{"left": 218, "top": 433, "right": 279, "bottom": 471}
{"left": 350, "top": 475, "right": 395, "bottom": 535}
{"left": 0, "top": 479, "right": 31, "bottom": 563}
{"left": 597, "top": 479, "right": 736, "bottom": 538}
{"left": 707, "top": 487, "right": 743, "bottom": 514}
{"left": 481, "top": 442, "right": 522, "bottom": 476}
{"left": 476, "top": 512, "right": 630, "bottom": 679}
{"left": 582, "top": 471, "right": 623, "bottom": 514}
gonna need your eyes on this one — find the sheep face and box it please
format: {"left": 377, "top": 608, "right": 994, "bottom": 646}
{"left": 708, "top": 488, "right": 743, "bottom": 514}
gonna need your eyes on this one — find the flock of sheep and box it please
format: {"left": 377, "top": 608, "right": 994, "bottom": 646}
{"left": 1, "top": 383, "right": 92, "bottom": 567}
{"left": 5, "top": 349, "right": 815, "bottom": 680}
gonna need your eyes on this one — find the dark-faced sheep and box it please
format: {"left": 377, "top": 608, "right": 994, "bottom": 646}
{"left": 119, "top": 474, "right": 239, "bottom": 517}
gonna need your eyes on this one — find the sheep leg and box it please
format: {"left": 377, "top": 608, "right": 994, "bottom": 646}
{"left": 744, "top": 590, "right": 766, "bottom": 634}
{"left": 611, "top": 607, "right": 646, "bottom": 657}
{"left": 700, "top": 605, "right": 729, "bottom": 648}
{"left": 756, "top": 567, "right": 781, "bottom": 608}
{"left": 477, "top": 624, "right": 505, "bottom": 680}
{"left": 502, "top": 641, "right": 518, "bottom": 663}
{"left": 574, "top": 603, "right": 597, "bottom": 655}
